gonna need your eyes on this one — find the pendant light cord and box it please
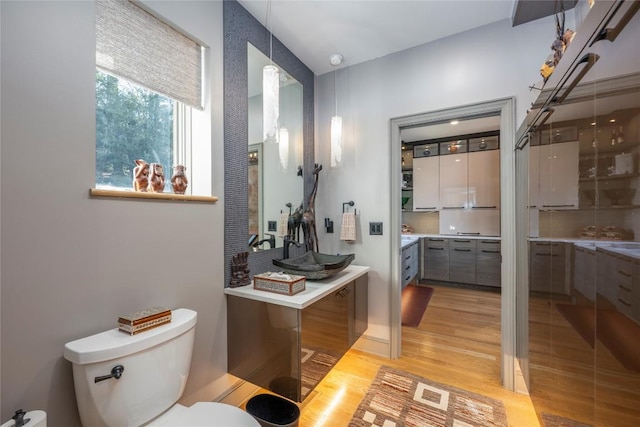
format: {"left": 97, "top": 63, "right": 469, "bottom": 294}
{"left": 266, "top": 0, "right": 273, "bottom": 65}
{"left": 334, "top": 69, "right": 338, "bottom": 116}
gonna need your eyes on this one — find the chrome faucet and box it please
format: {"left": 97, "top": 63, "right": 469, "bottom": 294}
{"left": 254, "top": 233, "right": 276, "bottom": 249}
{"left": 283, "top": 235, "right": 302, "bottom": 259}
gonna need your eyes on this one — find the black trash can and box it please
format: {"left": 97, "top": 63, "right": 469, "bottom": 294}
{"left": 246, "top": 393, "right": 300, "bottom": 427}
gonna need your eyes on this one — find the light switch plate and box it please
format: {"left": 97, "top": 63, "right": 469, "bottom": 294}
{"left": 369, "top": 222, "right": 383, "bottom": 235}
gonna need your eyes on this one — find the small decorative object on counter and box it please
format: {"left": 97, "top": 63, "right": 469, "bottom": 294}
{"left": 118, "top": 306, "right": 172, "bottom": 335}
{"left": 147, "top": 163, "right": 165, "bottom": 193}
{"left": 132, "top": 159, "right": 150, "bottom": 192}
{"left": 254, "top": 272, "right": 306, "bottom": 295}
{"left": 230, "top": 251, "right": 251, "bottom": 288}
{"left": 402, "top": 223, "right": 413, "bottom": 234}
{"left": 171, "top": 164, "right": 189, "bottom": 194}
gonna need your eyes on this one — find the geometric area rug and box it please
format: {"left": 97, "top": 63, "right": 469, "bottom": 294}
{"left": 300, "top": 347, "right": 340, "bottom": 400}
{"left": 541, "top": 412, "right": 593, "bottom": 427}
{"left": 349, "top": 365, "right": 508, "bottom": 426}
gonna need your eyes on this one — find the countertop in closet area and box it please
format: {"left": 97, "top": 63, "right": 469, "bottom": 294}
{"left": 530, "top": 237, "right": 640, "bottom": 260}
{"left": 401, "top": 234, "right": 501, "bottom": 248}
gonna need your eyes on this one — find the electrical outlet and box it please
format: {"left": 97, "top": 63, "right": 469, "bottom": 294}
{"left": 268, "top": 221, "right": 277, "bottom": 232}
{"left": 369, "top": 222, "right": 383, "bottom": 235}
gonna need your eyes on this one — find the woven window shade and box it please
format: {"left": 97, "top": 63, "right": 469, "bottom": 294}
{"left": 96, "top": 0, "right": 202, "bottom": 109}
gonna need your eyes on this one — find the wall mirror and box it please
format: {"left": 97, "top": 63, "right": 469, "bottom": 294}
{"left": 224, "top": 0, "right": 314, "bottom": 287}
{"left": 247, "top": 42, "right": 304, "bottom": 250}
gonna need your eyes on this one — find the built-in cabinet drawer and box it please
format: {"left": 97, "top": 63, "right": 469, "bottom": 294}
{"left": 596, "top": 248, "right": 617, "bottom": 305}
{"left": 573, "top": 245, "right": 597, "bottom": 300}
{"left": 615, "top": 256, "right": 634, "bottom": 318}
{"left": 422, "top": 238, "right": 449, "bottom": 281}
{"left": 401, "top": 241, "right": 419, "bottom": 288}
{"left": 476, "top": 240, "right": 501, "bottom": 287}
{"left": 530, "top": 241, "right": 567, "bottom": 294}
{"left": 449, "top": 239, "right": 476, "bottom": 284}
{"left": 420, "top": 237, "right": 501, "bottom": 287}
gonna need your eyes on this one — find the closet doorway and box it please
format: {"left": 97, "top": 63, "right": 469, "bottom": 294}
{"left": 389, "top": 98, "right": 520, "bottom": 391}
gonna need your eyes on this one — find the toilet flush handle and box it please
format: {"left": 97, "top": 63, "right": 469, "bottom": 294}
{"left": 94, "top": 365, "right": 125, "bottom": 383}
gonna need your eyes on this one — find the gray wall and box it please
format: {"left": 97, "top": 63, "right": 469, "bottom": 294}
{"left": 0, "top": 1, "right": 226, "bottom": 425}
{"left": 313, "top": 16, "right": 567, "bottom": 344}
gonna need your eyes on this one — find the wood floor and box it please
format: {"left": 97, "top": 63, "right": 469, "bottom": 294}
{"left": 231, "top": 284, "right": 543, "bottom": 426}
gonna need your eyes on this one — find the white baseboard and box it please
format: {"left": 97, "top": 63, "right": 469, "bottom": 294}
{"left": 353, "top": 334, "right": 390, "bottom": 358}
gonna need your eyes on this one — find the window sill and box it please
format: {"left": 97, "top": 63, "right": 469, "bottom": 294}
{"left": 90, "top": 188, "right": 218, "bottom": 203}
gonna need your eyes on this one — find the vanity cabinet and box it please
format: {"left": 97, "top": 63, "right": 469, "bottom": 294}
{"left": 422, "top": 238, "right": 449, "bottom": 281}
{"left": 529, "top": 241, "right": 568, "bottom": 294}
{"left": 476, "top": 240, "right": 501, "bottom": 287}
{"left": 226, "top": 270, "right": 368, "bottom": 402}
{"left": 449, "top": 239, "right": 476, "bottom": 284}
{"left": 402, "top": 240, "right": 419, "bottom": 288}
{"left": 412, "top": 156, "right": 440, "bottom": 211}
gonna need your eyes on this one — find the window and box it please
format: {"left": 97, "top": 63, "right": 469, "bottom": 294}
{"left": 95, "top": 0, "right": 203, "bottom": 196}
{"left": 96, "top": 70, "right": 175, "bottom": 190}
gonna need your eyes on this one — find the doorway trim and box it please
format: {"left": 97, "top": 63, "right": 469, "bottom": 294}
{"left": 389, "top": 97, "right": 517, "bottom": 390}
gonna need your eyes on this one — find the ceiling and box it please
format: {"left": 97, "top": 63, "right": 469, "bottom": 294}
{"left": 238, "top": 0, "right": 577, "bottom": 140}
{"left": 401, "top": 115, "right": 501, "bottom": 143}
{"left": 237, "top": 0, "right": 577, "bottom": 76}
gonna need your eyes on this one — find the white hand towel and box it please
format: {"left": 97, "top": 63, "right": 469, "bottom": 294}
{"left": 340, "top": 212, "right": 357, "bottom": 242}
{"left": 277, "top": 212, "right": 289, "bottom": 238}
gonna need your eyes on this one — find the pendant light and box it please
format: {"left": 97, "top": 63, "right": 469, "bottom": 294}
{"left": 278, "top": 127, "right": 289, "bottom": 169}
{"left": 278, "top": 71, "right": 289, "bottom": 170}
{"left": 263, "top": 0, "right": 279, "bottom": 143}
{"left": 330, "top": 53, "right": 343, "bottom": 167}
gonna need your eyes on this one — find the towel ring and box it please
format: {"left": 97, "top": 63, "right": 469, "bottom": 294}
{"left": 343, "top": 201, "right": 356, "bottom": 215}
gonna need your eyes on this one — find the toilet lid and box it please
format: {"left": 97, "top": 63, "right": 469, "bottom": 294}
{"left": 148, "top": 402, "right": 260, "bottom": 427}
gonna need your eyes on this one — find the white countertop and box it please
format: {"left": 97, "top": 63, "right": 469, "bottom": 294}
{"left": 403, "top": 233, "right": 501, "bottom": 240}
{"left": 531, "top": 237, "right": 640, "bottom": 260}
{"left": 224, "top": 265, "right": 370, "bottom": 309}
{"left": 401, "top": 233, "right": 501, "bottom": 248}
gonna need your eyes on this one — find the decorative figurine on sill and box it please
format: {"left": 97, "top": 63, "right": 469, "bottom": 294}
{"left": 132, "top": 159, "right": 150, "bottom": 192}
{"left": 171, "top": 165, "right": 188, "bottom": 194}
{"left": 147, "top": 163, "right": 165, "bottom": 193}
{"left": 301, "top": 163, "right": 322, "bottom": 253}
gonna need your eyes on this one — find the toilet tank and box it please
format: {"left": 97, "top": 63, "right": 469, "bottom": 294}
{"left": 64, "top": 308, "right": 197, "bottom": 427}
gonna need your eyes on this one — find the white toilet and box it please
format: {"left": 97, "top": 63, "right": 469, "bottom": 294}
{"left": 64, "top": 308, "right": 259, "bottom": 427}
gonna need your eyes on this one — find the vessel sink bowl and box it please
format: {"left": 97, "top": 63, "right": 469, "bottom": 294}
{"left": 273, "top": 252, "right": 355, "bottom": 280}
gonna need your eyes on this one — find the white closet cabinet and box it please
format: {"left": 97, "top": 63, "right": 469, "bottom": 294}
{"left": 468, "top": 150, "right": 500, "bottom": 209}
{"left": 439, "top": 153, "right": 468, "bottom": 209}
{"left": 536, "top": 141, "right": 579, "bottom": 210}
{"left": 412, "top": 156, "right": 440, "bottom": 211}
